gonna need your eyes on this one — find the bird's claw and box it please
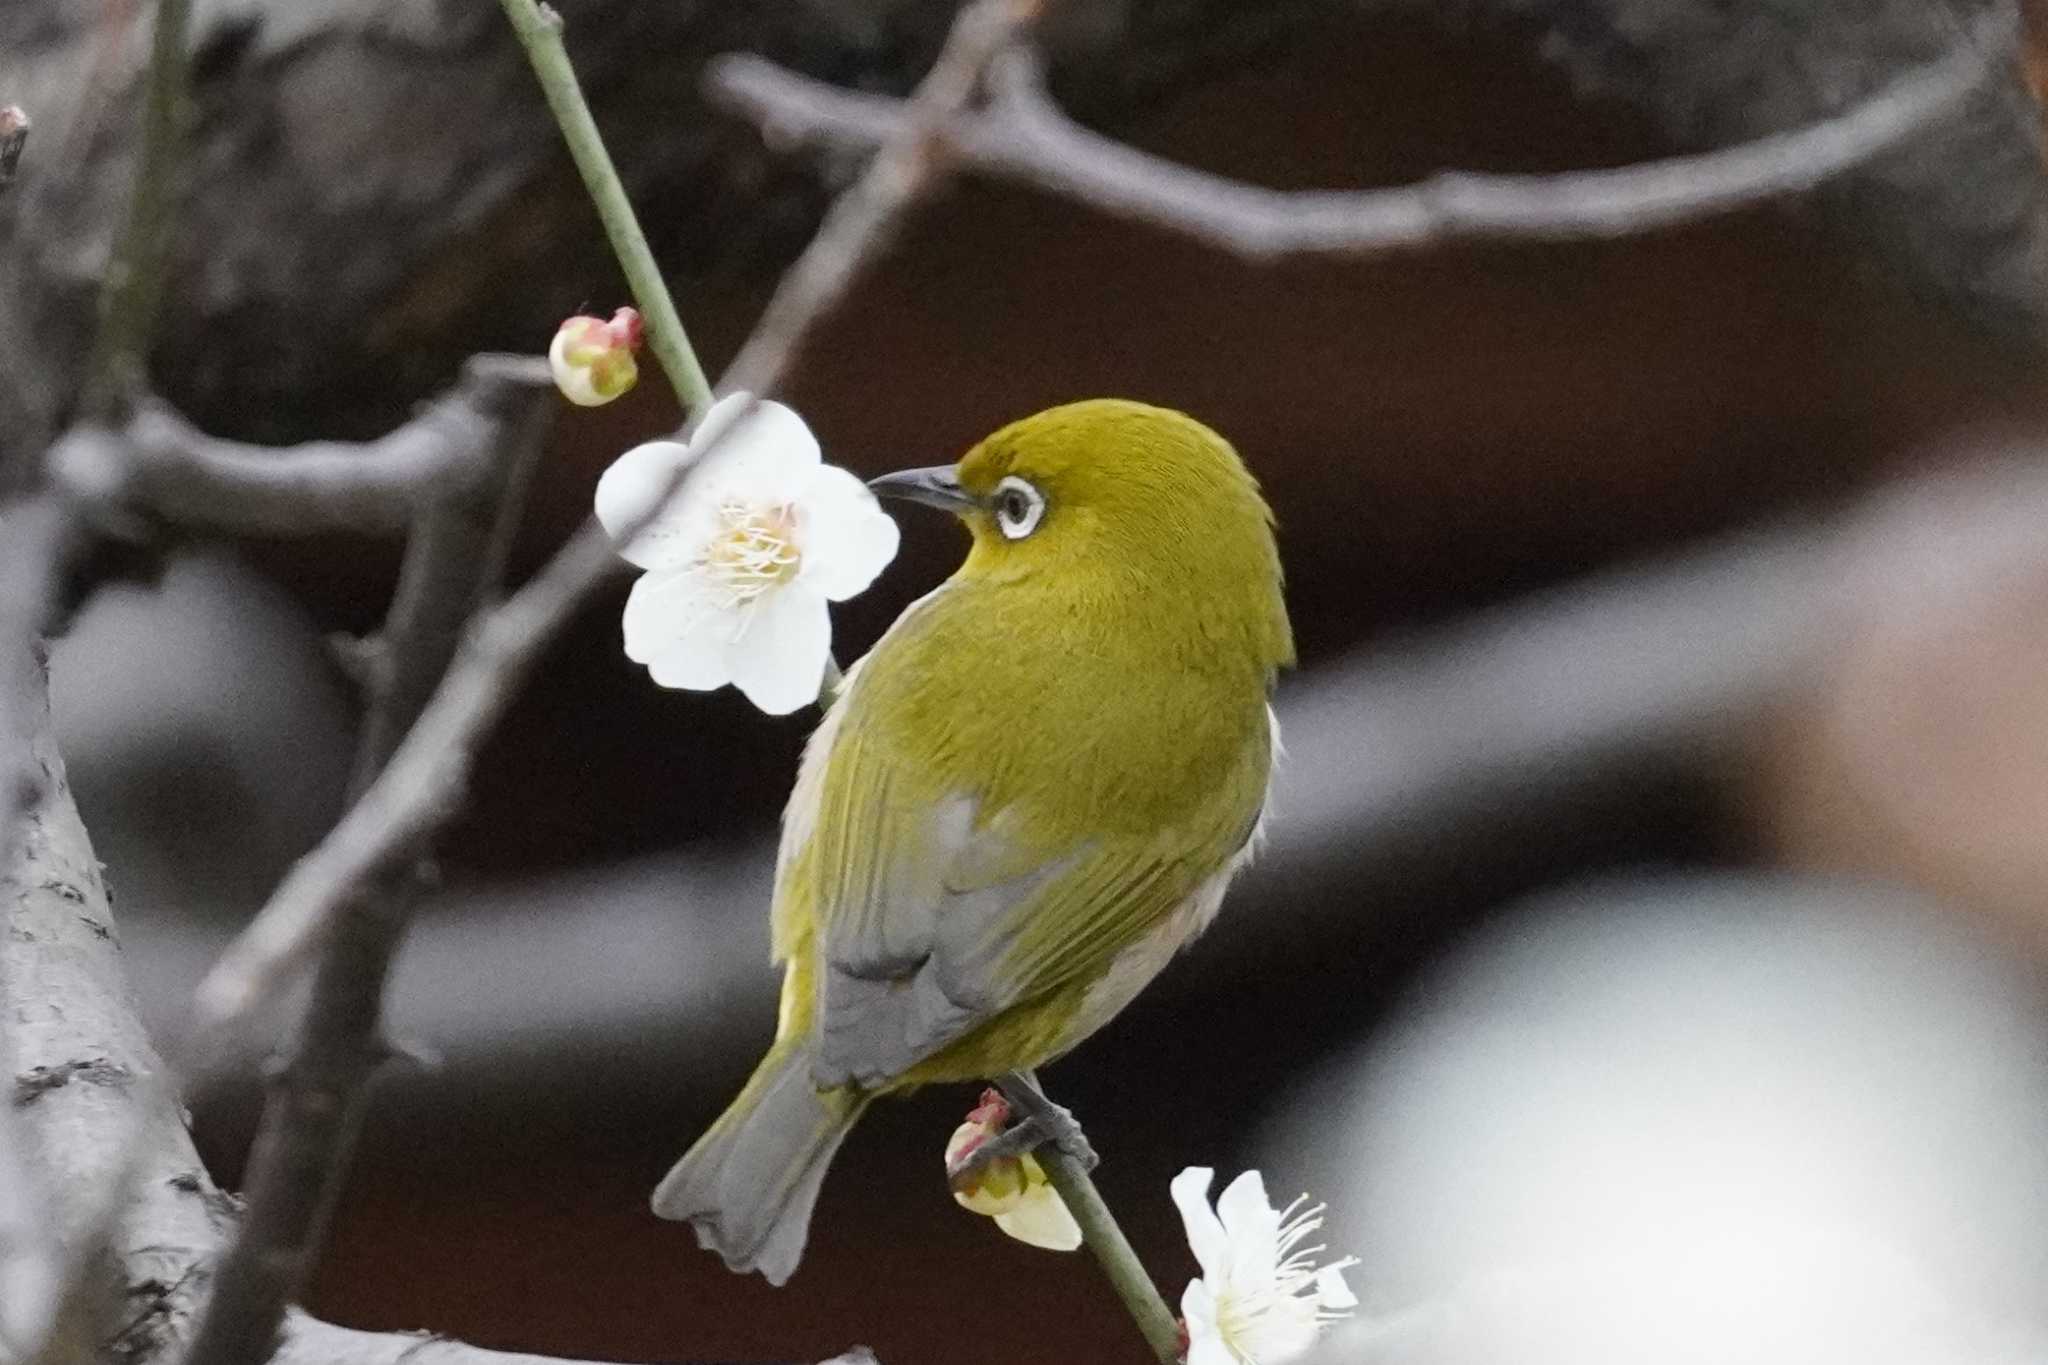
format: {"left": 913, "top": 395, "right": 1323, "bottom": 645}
{"left": 996, "top": 1072, "right": 1100, "bottom": 1172}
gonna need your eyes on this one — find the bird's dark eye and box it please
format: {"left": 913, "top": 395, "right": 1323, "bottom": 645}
{"left": 992, "top": 476, "right": 1046, "bottom": 540}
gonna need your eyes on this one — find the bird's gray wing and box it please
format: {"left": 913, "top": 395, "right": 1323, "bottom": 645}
{"left": 796, "top": 708, "right": 1083, "bottom": 1087}
{"left": 795, "top": 719, "right": 1260, "bottom": 1089}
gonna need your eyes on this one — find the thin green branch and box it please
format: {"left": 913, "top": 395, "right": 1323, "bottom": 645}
{"left": 997, "top": 1072, "right": 1181, "bottom": 1363}
{"left": 1038, "top": 1148, "right": 1182, "bottom": 1362}
{"left": 82, "top": 0, "right": 192, "bottom": 419}
{"left": 496, "top": 0, "right": 713, "bottom": 417}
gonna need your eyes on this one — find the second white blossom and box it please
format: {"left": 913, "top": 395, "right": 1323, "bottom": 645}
{"left": 1173, "top": 1167, "right": 1358, "bottom": 1365}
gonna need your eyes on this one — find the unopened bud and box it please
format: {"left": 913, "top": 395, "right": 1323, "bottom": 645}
{"left": 943, "top": 1089, "right": 1082, "bottom": 1250}
{"left": 946, "top": 1103, "right": 1028, "bottom": 1215}
{"left": 549, "top": 306, "right": 642, "bottom": 406}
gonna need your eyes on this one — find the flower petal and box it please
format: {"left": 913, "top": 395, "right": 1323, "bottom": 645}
{"left": 1217, "top": 1170, "right": 1282, "bottom": 1282}
{"left": 643, "top": 615, "right": 740, "bottom": 695}
{"left": 688, "top": 393, "right": 822, "bottom": 497}
{"left": 622, "top": 569, "right": 717, "bottom": 663}
{"left": 726, "top": 586, "right": 830, "bottom": 715}
{"left": 797, "top": 464, "right": 901, "bottom": 601}
{"left": 1171, "top": 1167, "right": 1231, "bottom": 1283}
{"left": 1315, "top": 1262, "right": 1359, "bottom": 1311}
{"left": 594, "top": 440, "right": 711, "bottom": 570}
{"left": 1236, "top": 1300, "right": 1319, "bottom": 1363}
{"left": 992, "top": 1182, "right": 1081, "bottom": 1251}
{"left": 1216, "top": 1170, "right": 1275, "bottom": 1240}
{"left": 1181, "top": 1280, "right": 1233, "bottom": 1365}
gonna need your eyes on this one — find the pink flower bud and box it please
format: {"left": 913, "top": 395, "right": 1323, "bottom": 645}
{"left": 549, "top": 307, "right": 642, "bottom": 406}
{"left": 946, "top": 1106, "right": 1028, "bottom": 1215}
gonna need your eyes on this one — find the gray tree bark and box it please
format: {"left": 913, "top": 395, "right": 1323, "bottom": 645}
{"left": 2, "top": 0, "right": 2039, "bottom": 483}
{"left": 0, "top": 0, "right": 1321, "bottom": 480}
{"left": 0, "top": 665, "right": 235, "bottom": 1360}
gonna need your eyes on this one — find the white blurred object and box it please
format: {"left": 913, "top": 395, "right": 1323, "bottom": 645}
{"left": 1277, "top": 876, "right": 2048, "bottom": 1364}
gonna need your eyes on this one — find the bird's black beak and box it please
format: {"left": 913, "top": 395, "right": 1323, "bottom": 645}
{"left": 868, "top": 465, "right": 975, "bottom": 515}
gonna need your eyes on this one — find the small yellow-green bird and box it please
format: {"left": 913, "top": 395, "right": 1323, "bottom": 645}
{"left": 651, "top": 398, "right": 1294, "bottom": 1283}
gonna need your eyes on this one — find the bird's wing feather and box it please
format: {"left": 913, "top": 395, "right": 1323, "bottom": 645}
{"left": 795, "top": 710, "right": 1267, "bottom": 1089}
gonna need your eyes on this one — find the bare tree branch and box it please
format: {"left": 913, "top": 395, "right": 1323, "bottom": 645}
{"left": 0, "top": 653, "right": 232, "bottom": 1365}
{"left": 0, "top": 363, "right": 553, "bottom": 1365}
{"left": 0, "top": 657, "right": 867, "bottom": 1365}
{"left": 189, "top": 0, "right": 1047, "bottom": 1041}
{"left": 48, "top": 357, "right": 553, "bottom": 538}
{"left": 180, "top": 0, "right": 1049, "bottom": 1350}
{"left": 706, "top": 7, "right": 2010, "bottom": 261}
{"left": 716, "top": 0, "right": 1043, "bottom": 391}
{"left": 0, "top": 107, "right": 27, "bottom": 190}
{"left": 180, "top": 368, "right": 555, "bottom": 1365}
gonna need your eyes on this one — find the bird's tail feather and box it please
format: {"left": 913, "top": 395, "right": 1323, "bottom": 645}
{"left": 651, "top": 1039, "right": 865, "bottom": 1286}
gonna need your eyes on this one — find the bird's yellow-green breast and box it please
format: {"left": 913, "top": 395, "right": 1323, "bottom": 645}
{"left": 772, "top": 399, "right": 1292, "bottom": 1084}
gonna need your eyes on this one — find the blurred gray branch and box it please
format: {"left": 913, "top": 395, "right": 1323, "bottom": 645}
{"left": 0, "top": 663, "right": 871, "bottom": 1365}
{"left": 709, "top": 9, "right": 2008, "bottom": 260}
{"left": 2, "top": 0, "right": 2043, "bottom": 485}
{"left": 175, "top": 0, "right": 1037, "bottom": 1360}
{"left": 49, "top": 356, "right": 552, "bottom": 537}
{"left": 182, "top": 355, "right": 554, "bottom": 1365}
{"left": 188, "top": 0, "right": 1042, "bottom": 1043}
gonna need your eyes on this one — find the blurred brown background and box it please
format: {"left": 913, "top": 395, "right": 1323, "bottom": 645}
{"left": 14, "top": 0, "right": 2048, "bottom": 1361}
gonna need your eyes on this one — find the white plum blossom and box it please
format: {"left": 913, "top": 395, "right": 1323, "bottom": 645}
{"left": 594, "top": 392, "right": 899, "bottom": 714}
{"left": 1172, "top": 1167, "right": 1358, "bottom": 1365}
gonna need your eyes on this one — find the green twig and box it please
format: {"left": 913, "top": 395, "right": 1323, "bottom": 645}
{"left": 1038, "top": 1146, "right": 1182, "bottom": 1363}
{"left": 997, "top": 1071, "right": 1182, "bottom": 1363}
{"left": 82, "top": 0, "right": 193, "bottom": 419}
{"left": 496, "top": 0, "right": 713, "bottom": 418}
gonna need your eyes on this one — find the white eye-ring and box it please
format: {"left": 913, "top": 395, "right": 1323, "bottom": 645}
{"left": 991, "top": 475, "right": 1046, "bottom": 540}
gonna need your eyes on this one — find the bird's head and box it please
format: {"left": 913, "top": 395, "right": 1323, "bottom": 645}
{"left": 870, "top": 398, "right": 1294, "bottom": 669}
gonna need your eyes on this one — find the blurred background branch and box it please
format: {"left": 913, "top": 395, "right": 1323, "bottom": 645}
{"left": 188, "top": 0, "right": 1045, "bottom": 1038}
{"left": 180, "top": 357, "right": 554, "bottom": 1365}
{"left": 708, "top": 10, "right": 2008, "bottom": 260}
{"left": 50, "top": 359, "right": 552, "bottom": 539}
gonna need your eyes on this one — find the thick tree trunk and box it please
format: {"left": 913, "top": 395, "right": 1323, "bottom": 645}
{"left": 0, "top": 664, "right": 232, "bottom": 1361}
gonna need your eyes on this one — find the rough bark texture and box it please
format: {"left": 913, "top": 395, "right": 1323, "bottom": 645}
{"left": 4, "top": 0, "right": 2041, "bottom": 482}
{"left": 0, "top": 665, "right": 234, "bottom": 1362}
{"left": 0, "top": 667, "right": 867, "bottom": 1365}
{"left": 0, "top": 0, "right": 1320, "bottom": 480}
